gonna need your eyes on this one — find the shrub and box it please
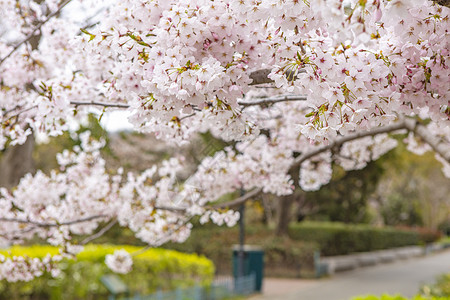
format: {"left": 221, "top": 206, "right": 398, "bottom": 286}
{"left": 416, "top": 228, "right": 443, "bottom": 245}
{"left": 0, "top": 244, "right": 214, "bottom": 300}
{"left": 288, "top": 221, "right": 439, "bottom": 256}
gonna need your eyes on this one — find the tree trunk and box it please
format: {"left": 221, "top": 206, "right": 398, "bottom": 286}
{"left": 276, "top": 167, "right": 300, "bottom": 236}
{"left": 276, "top": 193, "right": 295, "bottom": 236}
{"left": 0, "top": 135, "right": 35, "bottom": 189}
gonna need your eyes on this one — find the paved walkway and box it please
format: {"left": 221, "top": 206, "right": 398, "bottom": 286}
{"left": 249, "top": 249, "right": 450, "bottom": 300}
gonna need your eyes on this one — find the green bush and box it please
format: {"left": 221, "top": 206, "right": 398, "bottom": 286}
{"left": 288, "top": 221, "right": 439, "bottom": 256}
{"left": 0, "top": 244, "right": 214, "bottom": 300}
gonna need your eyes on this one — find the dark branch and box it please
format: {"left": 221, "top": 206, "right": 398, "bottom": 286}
{"left": 213, "top": 188, "right": 261, "bottom": 209}
{"left": 70, "top": 101, "right": 129, "bottom": 109}
{"left": 249, "top": 68, "right": 306, "bottom": 85}
{"left": 291, "top": 120, "right": 409, "bottom": 168}
{"left": 0, "top": 214, "right": 108, "bottom": 227}
{"left": 238, "top": 95, "right": 307, "bottom": 107}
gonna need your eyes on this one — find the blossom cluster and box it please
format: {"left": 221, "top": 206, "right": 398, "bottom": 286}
{"left": 0, "top": 253, "right": 61, "bottom": 282}
{"left": 105, "top": 250, "right": 133, "bottom": 274}
{"left": 1, "top": 0, "right": 448, "bottom": 147}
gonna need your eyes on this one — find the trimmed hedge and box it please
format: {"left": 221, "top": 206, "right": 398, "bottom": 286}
{"left": 164, "top": 225, "right": 318, "bottom": 277}
{"left": 0, "top": 244, "right": 214, "bottom": 300}
{"left": 352, "top": 295, "right": 448, "bottom": 300}
{"left": 288, "top": 222, "right": 439, "bottom": 256}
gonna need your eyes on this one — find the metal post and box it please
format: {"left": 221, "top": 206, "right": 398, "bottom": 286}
{"left": 238, "top": 189, "right": 246, "bottom": 278}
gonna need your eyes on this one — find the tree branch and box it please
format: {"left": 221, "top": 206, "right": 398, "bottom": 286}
{"left": 130, "top": 220, "right": 191, "bottom": 256}
{"left": 81, "top": 219, "right": 117, "bottom": 244}
{"left": 249, "top": 68, "right": 306, "bottom": 85}
{"left": 212, "top": 188, "right": 262, "bottom": 209}
{"left": 70, "top": 95, "right": 308, "bottom": 110}
{"left": 0, "top": 0, "right": 74, "bottom": 66}
{"left": 249, "top": 69, "right": 273, "bottom": 85}
{"left": 0, "top": 214, "right": 108, "bottom": 227}
{"left": 238, "top": 94, "right": 307, "bottom": 107}
{"left": 405, "top": 119, "right": 450, "bottom": 163}
{"left": 291, "top": 120, "right": 409, "bottom": 168}
{"left": 154, "top": 205, "right": 187, "bottom": 213}
{"left": 70, "top": 101, "right": 129, "bottom": 109}
{"left": 212, "top": 120, "right": 410, "bottom": 209}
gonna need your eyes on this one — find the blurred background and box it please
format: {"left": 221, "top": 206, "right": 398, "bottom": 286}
{"left": 0, "top": 114, "right": 448, "bottom": 300}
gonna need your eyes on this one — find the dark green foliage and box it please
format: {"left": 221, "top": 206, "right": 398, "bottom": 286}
{"left": 288, "top": 221, "right": 440, "bottom": 256}
{"left": 304, "top": 160, "right": 387, "bottom": 224}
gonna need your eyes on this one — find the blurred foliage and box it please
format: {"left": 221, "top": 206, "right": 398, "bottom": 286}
{"left": 420, "top": 273, "right": 450, "bottom": 298}
{"left": 304, "top": 160, "right": 386, "bottom": 224}
{"left": 374, "top": 142, "right": 449, "bottom": 230}
{"left": 438, "top": 221, "right": 450, "bottom": 236}
{"left": 352, "top": 273, "right": 450, "bottom": 300}
{"left": 0, "top": 244, "right": 214, "bottom": 300}
{"left": 296, "top": 137, "right": 449, "bottom": 231}
{"left": 33, "top": 114, "right": 113, "bottom": 173}
{"left": 352, "top": 295, "right": 448, "bottom": 300}
{"left": 437, "top": 236, "right": 450, "bottom": 245}
{"left": 163, "top": 223, "right": 318, "bottom": 277}
{"left": 288, "top": 221, "right": 440, "bottom": 256}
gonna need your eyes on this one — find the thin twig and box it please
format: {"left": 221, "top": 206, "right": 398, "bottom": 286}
{"left": 179, "top": 113, "right": 196, "bottom": 121}
{"left": 81, "top": 219, "right": 117, "bottom": 244}
{"left": 405, "top": 119, "right": 450, "bottom": 163}
{"left": 70, "top": 101, "right": 129, "bottom": 109}
{"left": 291, "top": 121, "right": 409, "bottom": 168}
{"left": 154, "top": 205, "right": 187, "bottom": 213}
{"left": 0, "top": 0, "right": 75, "bottom": 66}
{"left": 2, "top": 106, "right": 37, "bottom": 124}
{"left": 130, "top": 220, "right": 190, "bottom": 257}
{"left": 212, "top": 188, "right": 261, "bottom": 209}
{"left": 0, "top": 214, "right": 107, "bottom": 227}
{"left": 238, "top": 95, "right": 307, "bottom": 107}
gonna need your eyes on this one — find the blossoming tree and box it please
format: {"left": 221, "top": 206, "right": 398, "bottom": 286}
{"left": 0, "top": 0, "right": 449, "bottom": 280}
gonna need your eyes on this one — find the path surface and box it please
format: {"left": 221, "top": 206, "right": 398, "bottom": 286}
{"left": 249, "top": 249, "right": 450, "bottom": 300}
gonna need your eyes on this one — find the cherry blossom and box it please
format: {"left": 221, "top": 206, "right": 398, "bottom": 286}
{"left": 105, "top": 250, "right": 133, "bottom": 274}
{"left": 0, "top": 0, "right": 449, "bottom": 282}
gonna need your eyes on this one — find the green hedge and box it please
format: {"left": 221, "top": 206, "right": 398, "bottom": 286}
{"left": 0, "top": 244, "right": 215, "bottom": 300}
{"left": 164, "top": 225, "right": 318, "bottom": 277}
{"left": 352, "top": 295, "right": 448, "bottom": 300}
{"left": 288, "top": 222, "right": 439, "bottom": 256}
